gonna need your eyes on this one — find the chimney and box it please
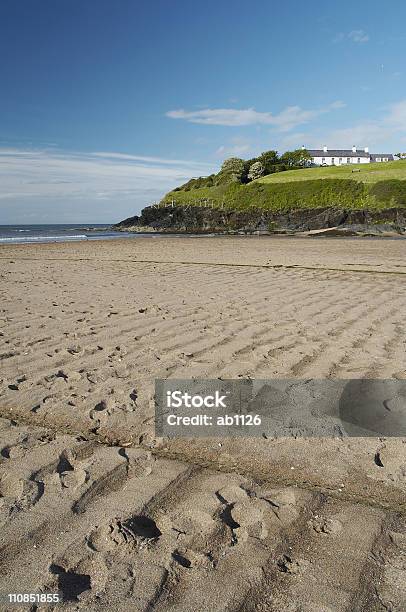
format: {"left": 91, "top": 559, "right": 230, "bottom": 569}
{"left": 364, "top": 147, "right": 369, "bottom": 153}
{"left": 352, "top": 145, "right": 357, "bottom": 153}
{"left": 323, "top": 146, "right": 328, "bottom": 153}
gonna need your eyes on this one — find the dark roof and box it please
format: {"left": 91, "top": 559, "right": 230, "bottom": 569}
{"left": 308, "top": 149, "right": 370, "bottom": 158}
{"left": 370, "top": 153, "right": 394, "bottom": 160}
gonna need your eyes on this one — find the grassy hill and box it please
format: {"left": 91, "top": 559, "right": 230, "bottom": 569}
{"left": 256, "top": 160, "right": 406, "bottom": 185}
{"left": 161, "top": 160, "right": 406, "bottom": 212}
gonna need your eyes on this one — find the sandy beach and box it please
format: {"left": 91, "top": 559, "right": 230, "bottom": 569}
{"left": 1, "top": 235, "right": 406, "bottom": 610}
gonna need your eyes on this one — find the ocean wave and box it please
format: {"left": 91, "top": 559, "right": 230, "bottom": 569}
{"left": 0, "top": 235, "right": 88, "bottom": 243}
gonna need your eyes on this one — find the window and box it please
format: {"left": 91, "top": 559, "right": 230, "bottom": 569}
{"left": 347, "top": 158, "right": 351, "bottom": 163}
{"left": 331, "top": 158, "right": 335, "bottom": 164}
{"left": 357, "top": 158, "right": 361, "bottom": 163}
{"left": 339, "top": 157, "right": 342, "bottom": 164}
{"left": 376, "top": 157, "right": 381, "bottom": 162}
{"left": 322, "top": 157, "right": 325, "bottom": 163}
{"left": 383, "top": 157, "right": 388, "bottom": 162}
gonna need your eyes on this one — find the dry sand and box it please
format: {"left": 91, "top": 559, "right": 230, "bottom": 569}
{"left": 0, "top": 235, "right": 406, "bottom": 610}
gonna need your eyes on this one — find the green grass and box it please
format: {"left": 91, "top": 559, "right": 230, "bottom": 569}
{"left": 256, "top": 160, "right": 406, "bottom": 185}
{"left": 161, "top": 161, "right": 406, "bottom": 213}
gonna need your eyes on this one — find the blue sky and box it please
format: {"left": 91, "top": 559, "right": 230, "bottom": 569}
{"left": 1, "top": 0, "right": 406, "bottom": 223}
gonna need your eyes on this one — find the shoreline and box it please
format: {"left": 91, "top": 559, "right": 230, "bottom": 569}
{"left": 1, "top": 229, "right": 406, "bottom": 246}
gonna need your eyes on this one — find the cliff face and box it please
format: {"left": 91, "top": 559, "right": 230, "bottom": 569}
{"left": 115, "top": 205, "right": 406, "bottom": 234}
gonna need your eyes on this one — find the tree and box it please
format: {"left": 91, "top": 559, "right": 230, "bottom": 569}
{"left": 280, "top": 151, "right": 295, "bottom": 167}
{"left": 241, "top": 158, "right": 256, "bottom": 183}
{"left": 297, "top": 148, "right": 312, "bottom": 166}
{"left": 247, "top": 161, "right": 265, "bottom": 181}
{"left": 395, "top": 152, "right": 406, "bottom": 159}
{"left": 280, "top": 148, "right": 311, "bottom": 168}
{"left": 258, "top": 150, "right": 279, "bottom": 174}
{"left": 219, "top": 157, "right": 245, "bottom": 182}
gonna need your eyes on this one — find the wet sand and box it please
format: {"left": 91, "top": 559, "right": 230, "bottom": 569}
{"left": 0, "top": 236, "right": 406, "bottom": 610}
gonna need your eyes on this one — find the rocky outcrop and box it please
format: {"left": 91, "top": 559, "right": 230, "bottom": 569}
{"left": 114, "top": 205, "right": 406, "bottom": 234}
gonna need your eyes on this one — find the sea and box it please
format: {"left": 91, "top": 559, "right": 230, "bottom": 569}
{"left": 0, "top": 224, "right": 144, "bottom": 244}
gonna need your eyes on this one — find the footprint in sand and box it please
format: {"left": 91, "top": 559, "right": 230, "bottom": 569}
{"left": 35, "top": 448, "right": 90, "bottom": 492}
{"left": 7, "top": 375, "right": 28, "bottom": 391}
{"left": 122, "top": 449, "right": 153, "bottom": 478}
{"left": 88, "top": 399, "right": 114, "bottom": 429}
{"left": 310, "top": 516, "right": 342, "bottom": 535}
{"left": 86, "top": 370, "right": 105, "bottom": 385}
{"left": 67, "top": 345, "right": 84, "bottom": 355}
{"left": 114, "top": 365, "right": 131, "bottom": 379}
{"left": 0, "top": 475, "right": 44, "bottom": 514}
{"left": 87, "top": 523, "right": 121, "bottom": 552}
{"left": 60, "top": 468, "right": 87, "bottom": 489}
{"left": 89, "top": 399, "right": 113, "bottom": 417}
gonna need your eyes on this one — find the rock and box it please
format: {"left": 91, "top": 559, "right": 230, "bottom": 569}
{"left": 114, "top": 205, "right": 406, "bottom": 234}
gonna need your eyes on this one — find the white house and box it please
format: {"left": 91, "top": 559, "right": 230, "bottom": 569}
{"left": 307, "top": 146, "right": 394, "bottom": 166}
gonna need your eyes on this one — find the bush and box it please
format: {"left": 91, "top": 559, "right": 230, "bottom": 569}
{"left": 174, "top": 175, "right": 216, "bottom": 192}
{"left": 218, "top": 157, "right": 245, "bottom": 183}
{"left": 248, "top": 161, "right": 265, "bottom": 181}
{"left": 369, "top": 180, "right": 406, "bottom": 207}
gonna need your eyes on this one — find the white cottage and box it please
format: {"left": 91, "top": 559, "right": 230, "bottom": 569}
{"left": 307, "top": 146, "right": 394, "bottom": 166}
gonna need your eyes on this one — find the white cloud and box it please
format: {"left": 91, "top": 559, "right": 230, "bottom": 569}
{"left": 334, "top": 30, "right": 370, "bottom": 44}
{"left": 0, "top": 148, "right": 215, "bottom": 223}
{"left": 166, "top": 101, "right": 345, "bottom": 131}
{"left": 90, "top": 151, "right": 211, "bottom": 168}
{"left": 348, "top": 29, "right": 369, "bottom": 43}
